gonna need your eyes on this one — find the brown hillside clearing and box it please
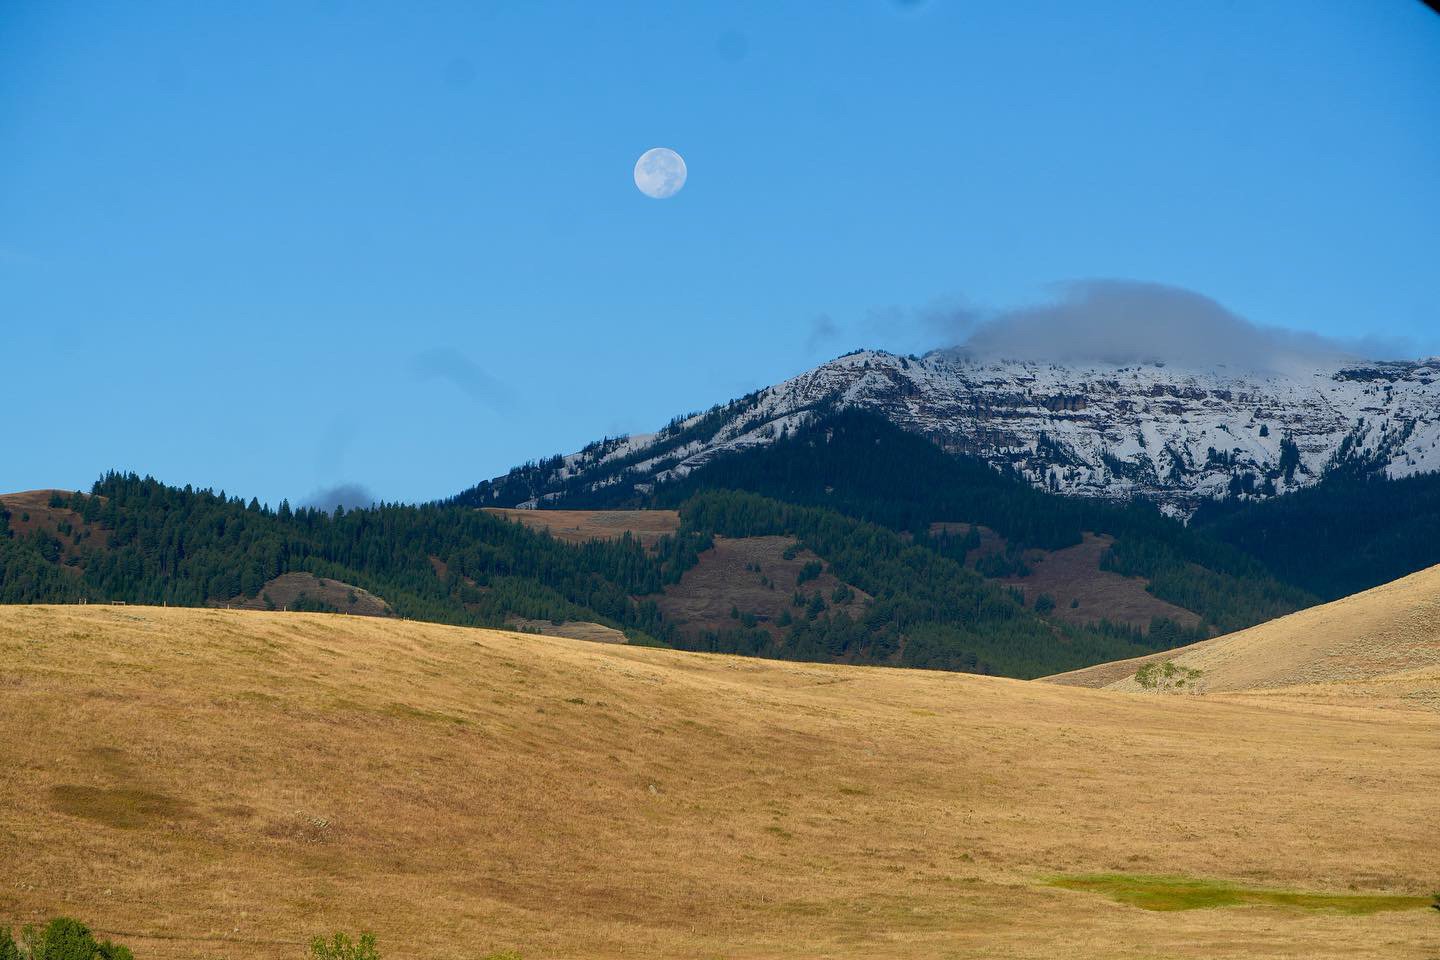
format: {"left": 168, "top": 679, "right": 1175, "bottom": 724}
{"left": 931, "top": 523, "right": 1204, "bottom": 631}
{"left": 0, "top": 489, "right": 104, "bottom": 571}
{"left": 482, "top": 508, "right": 680, "bottom": 546}
{"left": 654, "top": 535, "right": 869, "bottom": 639}
{"left": 505, "top": 616, "right": 628, "bottom": 644}
{"left": 999, "top": 533, "right": 1201, "bottom": 630}
{"left": 220, "top": 572, "right": 392, "bottom": 617}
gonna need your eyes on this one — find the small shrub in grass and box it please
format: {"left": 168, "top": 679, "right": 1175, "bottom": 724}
{"left": 2, "top": 918, "right": 134, "bottom": 960}
{"left": 306, "top": 934, "right": 520, "bottom": 960}
{"left": 308, "top": 933, "right": 380, "bottom": 960}
{"left": 1135, "top": 659, "right": 1205, "bottom": 692}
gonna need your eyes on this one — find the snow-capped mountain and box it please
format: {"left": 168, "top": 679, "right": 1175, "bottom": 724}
{"left": 472, "top": 350, "right": 1440, "bottom": 518}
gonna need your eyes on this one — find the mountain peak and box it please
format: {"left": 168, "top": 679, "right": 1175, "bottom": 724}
{"left": 462, "top": 353, "right": 1440, "bottom": 517}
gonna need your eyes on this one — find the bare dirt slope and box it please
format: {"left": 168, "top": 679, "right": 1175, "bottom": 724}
{"left": 1044, "top": 562, "right": 1440, "bottom": 704}
{"left": 481, "top": 508, "right": 680, "bottom": 546}
{"left": 0, "top": 605, "right": 1435, "bottom": 960}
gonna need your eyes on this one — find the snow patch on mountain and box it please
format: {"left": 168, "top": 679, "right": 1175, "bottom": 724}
{"left": 477, "top": 350, "right": 1440, "bottom": 518}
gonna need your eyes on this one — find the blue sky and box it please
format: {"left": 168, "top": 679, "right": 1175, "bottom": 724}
{"left": 2, "top": 1, "right": 1437, "bottom": 506}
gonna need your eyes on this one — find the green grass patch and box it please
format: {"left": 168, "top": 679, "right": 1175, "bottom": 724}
{"left": 50, "top": 784, "right": 192, "bottom": 829}
{"left": 1047, "top": 873, "right": 1430, "bottom": 914}
{"left": 383, "top": 701, "right": 468, "bottom": 725}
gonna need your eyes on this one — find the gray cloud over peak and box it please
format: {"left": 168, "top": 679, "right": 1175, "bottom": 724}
{"left": 941, "top": 280, "right": 1405, "bottom": 372}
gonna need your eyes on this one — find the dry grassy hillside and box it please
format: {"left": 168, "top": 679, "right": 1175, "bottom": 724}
{"left": 504, "top": 616, "right": 628, "bottom": 644}
{"left": 481, "top": 508, "right": 680, "bottom": 547}
{"left": 655, "top": 535, "right": 869, "bottom": 640}
{"left": 930, "top": 523, "right": 1202, "bottom": 631}
{"left": 222, "top": 573, "right": 392, "bottom": 618}
{"left": 1045, "top": 562, "right": 1440, "bottom": 708}
{"left": 0, "top": 605, "right": 1436, "bottom": 960}
{"left": 0, "top": 489, "right": 103, "bottom": 569}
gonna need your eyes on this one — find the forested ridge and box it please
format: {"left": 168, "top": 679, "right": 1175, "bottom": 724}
{"left": 0, "top": 474, "right": 703, "bottom": 645}
{"left": 674, "top": 489, "right": 1205, "bottom": 676}
{"left": 1191, "top": 469, "right": 1440, "bottom": 601}
{"left": 650, "top": 411, "right": 1314, "bottom": 631}
{"left": 9, "top": 408, "right": 1434, "bottom": 678}
{"left": 3, "top": 471, "right": 1206, "bottom": 678}
{"left": 456, "top": 410, "right": 1317, "bottom": 634}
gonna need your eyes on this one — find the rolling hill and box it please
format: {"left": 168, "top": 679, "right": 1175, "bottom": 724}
{"left": 0, "top": 603, "right": 1435, "bottom": 959}
{"left": 1044, "top": 561, "right": 1440, "bottom": 707}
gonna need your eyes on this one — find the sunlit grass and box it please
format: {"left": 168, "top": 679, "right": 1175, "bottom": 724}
{"left": 1048, "top": 873, "right": 1430, "bottom": 914}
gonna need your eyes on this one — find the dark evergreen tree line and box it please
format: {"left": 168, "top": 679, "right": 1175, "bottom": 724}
{"left": 3, "top": 472, "right": 1220, "bottom": 679}
{"left": 0, "top": 474, "right": 707, "bottom": 644}
{"left": 1192, "top": 468, "right": 1440, "bottom": 601}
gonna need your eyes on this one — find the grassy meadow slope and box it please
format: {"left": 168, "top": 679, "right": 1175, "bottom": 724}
{"left": 480, "top": 508, "right": 680, "bottom": 547}
{"left": 1045, "top": 562, "right": 1440, "bottom": 708}
{"left": 1, "top": 605, "right": 1436, "bottom": 959}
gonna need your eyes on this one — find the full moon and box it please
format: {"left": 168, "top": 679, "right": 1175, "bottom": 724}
{"left": 633, "top": 147, "right": 687, "bottom": 199}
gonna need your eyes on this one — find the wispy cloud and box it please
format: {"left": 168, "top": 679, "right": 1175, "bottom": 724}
{"left": 411, "top": 348, "right": 513, "bottom": 412}
{"left": 805, "top": 313, "right": 842, "bottom": 353}
{"left": 857, "top": 297, "right": 981, "bottom": 357}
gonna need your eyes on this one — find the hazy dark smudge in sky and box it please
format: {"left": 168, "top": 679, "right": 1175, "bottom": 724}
{"left": 806, "top": 313, "right": 841, "bottom": 353}
{"left": 302, "top": 483, "right": 376, "bottom": 512}
{"left": 943, "top": 280, "right": 1404, "bottom": 370}
{"left": 411, "top": 348, "right": 513, "bottom": 412}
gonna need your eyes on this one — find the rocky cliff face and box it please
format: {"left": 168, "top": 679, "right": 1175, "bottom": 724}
{"left": 470, "top": 350, "right": 1440, "bottom": 518}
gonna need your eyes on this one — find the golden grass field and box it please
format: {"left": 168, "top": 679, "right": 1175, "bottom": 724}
{"left": 1, "top": 599, "right": 1437, "bottom": 959}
